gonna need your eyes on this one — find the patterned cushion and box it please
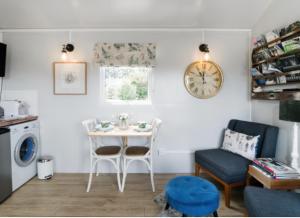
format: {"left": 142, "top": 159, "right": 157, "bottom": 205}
{"left": 221, "top": 129, "right": 260, "bottom": 160}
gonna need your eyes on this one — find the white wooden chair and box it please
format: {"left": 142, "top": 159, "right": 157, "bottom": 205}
{"left": 82, "top": 119, "right": 122, "bottom": 192}
{"left": 121, "top": 118, "right": 162, "bottom": 192}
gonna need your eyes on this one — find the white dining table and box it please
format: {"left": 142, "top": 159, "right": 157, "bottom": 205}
{"left": 88, "top": 125, "right": 152, "bottom": 146}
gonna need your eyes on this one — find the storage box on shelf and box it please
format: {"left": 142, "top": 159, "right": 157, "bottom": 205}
{"left": 251, "top": 24, "right": 300, "bottom": 100}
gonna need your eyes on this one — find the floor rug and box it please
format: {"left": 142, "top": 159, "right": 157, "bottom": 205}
{"left": 153, "top": 192, "right": 182, "bottom": 217}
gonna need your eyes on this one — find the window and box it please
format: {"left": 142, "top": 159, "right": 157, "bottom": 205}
{"left": 101, "top": 67, "right": 152, "bottom": 104}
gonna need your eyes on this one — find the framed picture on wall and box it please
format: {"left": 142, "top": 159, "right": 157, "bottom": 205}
{"left": 53, "top": 62, "right": 87, "bottom": 95}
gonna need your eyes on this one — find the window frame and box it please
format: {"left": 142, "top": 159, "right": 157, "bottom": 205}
{"left": 100, "top": 66, "right": 153, "bottom": 105}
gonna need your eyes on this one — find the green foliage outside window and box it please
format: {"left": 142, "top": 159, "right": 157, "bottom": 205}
{"left": 103, "top": 67, "right": 150, "bottom": 102}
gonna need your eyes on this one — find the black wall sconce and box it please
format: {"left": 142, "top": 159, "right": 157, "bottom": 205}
{"left": 61, "top": 43, "right": 75, "bottom": 60}
{"left": 199, "top": 43, "right": 210, "bottom": 61}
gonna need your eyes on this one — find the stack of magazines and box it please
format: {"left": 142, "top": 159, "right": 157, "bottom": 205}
{"left": 252, "top": 158, "right": 300, "bottom": 179}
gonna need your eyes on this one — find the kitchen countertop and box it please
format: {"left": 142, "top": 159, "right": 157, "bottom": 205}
{"left": 0, "top": 116, "right": 38, "bottom": 128}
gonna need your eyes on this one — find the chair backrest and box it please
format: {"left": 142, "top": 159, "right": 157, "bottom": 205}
{"left": 227, "top": 119, "right": 279, "bottom": 158}
{"left": 150, "top": 118, "right": 162, "bottom": 149}
{"left": 82, "top": 119, "right": 99, "bottom": 153}
{"left": 82, "top": 119, "right": 97, "bottom": 133}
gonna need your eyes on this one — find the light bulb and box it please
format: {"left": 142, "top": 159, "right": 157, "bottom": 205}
{"left": 204, "top": 53, "right": 210, "bottom": 61}
{"left": 61, "top": 52, "right": 67, "bottom": 60}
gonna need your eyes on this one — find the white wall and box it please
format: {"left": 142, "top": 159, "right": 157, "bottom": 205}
{"left": 3, "top": 30, "right": 250, "bottom": 173}
{"left": 252, "top": 0, "right": 300, "bottom": 166}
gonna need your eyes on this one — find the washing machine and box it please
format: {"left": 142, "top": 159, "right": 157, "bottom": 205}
{"left": 9, "top": 120, "right": 40, "bottom": 191}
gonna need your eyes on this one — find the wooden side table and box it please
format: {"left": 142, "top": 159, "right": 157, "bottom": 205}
{"left": 247, "top": 165, "right": 300, "bottom": 189}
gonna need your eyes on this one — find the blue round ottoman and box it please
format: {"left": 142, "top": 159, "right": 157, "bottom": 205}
{"left": 165, "top": 176, "right": 220, "bottom": 217}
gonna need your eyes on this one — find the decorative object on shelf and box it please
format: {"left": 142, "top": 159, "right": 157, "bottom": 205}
{"left": 279, "top": 100, "right": 300, "bottom": 170}
{"left": 287, "top": 21, "right": 300, "bottom": 33}
{"left": 118, "top": 113, "right": 129, "bottom": 130}
{"left": 94, "top": 43, "right": 156, "bottom": 67}
{"left": 250, "top": 68, "right": 263, "bottom": 77}
{"left": 184, "top": 61, "right": 223, "bottom": 99}
{"left": 53, "top": 62, "right": 87, "bottom": 95}
{"left": 265, "top": 30, "right": 280, "bottom": 43}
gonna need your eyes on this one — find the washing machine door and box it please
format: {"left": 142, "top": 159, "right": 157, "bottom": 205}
{"left": 15, "top": 133, "right": 38, "bottom": 167}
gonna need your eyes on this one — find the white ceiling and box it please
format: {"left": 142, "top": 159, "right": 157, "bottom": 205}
{"left": 0, "top": 0, "right": 273, "bottom": 29}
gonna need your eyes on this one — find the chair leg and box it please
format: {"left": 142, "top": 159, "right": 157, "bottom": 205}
{"left": 121, "top": 158, "right": 127, "bottom": 192}
{"left": 194, "top": 163, "right": 200, "bottom": 176}
{"left": 87, "top": 159, "right": 96, "bottom": 192}
{"left": 150, "top": 160, "right": 155, "bottom": 192}
{"left": 96, "top": 162, "right": 100, "bottom": 177}
{"left": 165, "top": 203, "right": 170, "bottom": 210}
{"left": 224, "top": 184, "right": 231, "bottom": 208}
{"left": 116, "top": 158, "right": 121, "bottom": 192}
{"left": 213, "top": 211, "right": 218, "bottom": 217}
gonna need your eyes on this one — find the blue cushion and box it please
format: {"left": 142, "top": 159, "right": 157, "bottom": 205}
{"left": 244, "top": 186, "right": 300, "bottom": 217}
{"left": 195, "top": 149, "right": 251, "bottom": 183}
{"left": 228, "top": 119, "right": 279, "bottom": 158}
{"left": 165, "top": 176, "right": 219, "bottom": 216}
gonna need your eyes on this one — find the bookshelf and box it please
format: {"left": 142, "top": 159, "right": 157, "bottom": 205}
{"left": 251, "top": 24, "right": 300, "bottom": 100}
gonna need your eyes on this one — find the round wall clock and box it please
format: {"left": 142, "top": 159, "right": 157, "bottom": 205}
{"left": 184, "top": 60, "right": 223, "bottom": 99}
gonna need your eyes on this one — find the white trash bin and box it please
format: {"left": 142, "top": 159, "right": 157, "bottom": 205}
{"left": 37, "top": 156, "right": 54, "bottom": 180}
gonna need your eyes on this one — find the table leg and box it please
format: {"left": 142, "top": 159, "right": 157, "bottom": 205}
{"left": 122, "top": 136, "right": 128, "bottom": 147}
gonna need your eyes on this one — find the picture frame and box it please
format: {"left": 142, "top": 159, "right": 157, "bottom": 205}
{"left": 53, "top": 62, "right": 87, "bottom": 95}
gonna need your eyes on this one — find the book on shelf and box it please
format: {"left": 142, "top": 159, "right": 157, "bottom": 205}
{"left": 269, "top": 45, "right": 285, "bottom": 57}
{"left": 251, "top": 164, "right": 300, "bottom": 179}
{"left": 253, "top": 158, "right": 300, "bottom": 177}
{"left": 282, "top": 37, "right": 300, "bottom": 52}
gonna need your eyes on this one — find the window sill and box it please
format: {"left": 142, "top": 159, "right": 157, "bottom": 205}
{"left": 104, "top": 100, "right": 152, "bottom": 106}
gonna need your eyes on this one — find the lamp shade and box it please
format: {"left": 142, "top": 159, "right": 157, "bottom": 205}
{"left": 279, "top": 100, "right": 300, "bottom": 122}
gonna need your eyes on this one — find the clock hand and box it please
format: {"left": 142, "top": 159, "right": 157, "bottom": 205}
{"left": 196, "top": 66, "right": 202, "bottom": 76}
{"left": 201, "top": 71, "right": 206, "bottom": 84}
{"left": 196, "top": 66, "right": 207, "bottom": 84}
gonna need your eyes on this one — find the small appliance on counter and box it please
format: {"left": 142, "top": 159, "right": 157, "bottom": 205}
{"left": 0, "top": 100, "right": 29, "bottom": 119}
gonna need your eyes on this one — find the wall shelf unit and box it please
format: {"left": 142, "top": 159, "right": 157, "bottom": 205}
{"left": 251, "top": 24, "right": 300, "bottom": 100}
{"left": 253, "top": 28, "right": 300, "bottom": 53}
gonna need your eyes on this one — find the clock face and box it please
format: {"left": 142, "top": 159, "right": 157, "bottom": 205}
{"left": 184, "top": 61, "right": 223, "bottom": 99}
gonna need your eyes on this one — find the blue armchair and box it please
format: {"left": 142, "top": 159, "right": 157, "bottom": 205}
{"left": 194, "top": 119, "right": 279, "bottom": 207}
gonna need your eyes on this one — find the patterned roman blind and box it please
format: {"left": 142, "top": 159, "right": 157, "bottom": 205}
{"left": 94, "top": 43, "right": 156, "bottom": 67}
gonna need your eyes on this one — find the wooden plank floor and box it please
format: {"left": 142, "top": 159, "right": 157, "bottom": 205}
{"left": 0, "top": 173, "right": 245, "bottom": 217}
